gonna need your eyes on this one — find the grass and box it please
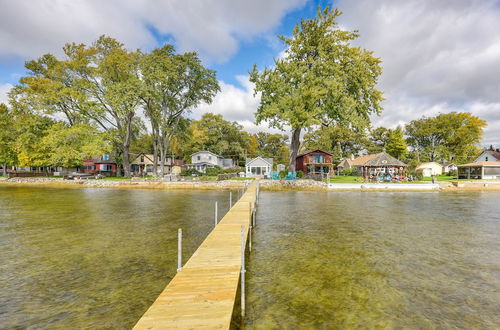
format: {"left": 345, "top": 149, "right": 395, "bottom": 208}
{"left": 230, "top": 177, "right": 255, "bottom": 181}
{"left": 328, "top": 175, "right": 460, "bottom": 184}
{"left": 102, "top": 177, "right": 132, "bottom": 181}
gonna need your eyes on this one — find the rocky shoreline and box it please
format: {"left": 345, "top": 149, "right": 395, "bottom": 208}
{"left": 1, "top": 177, "right": 500, "bottom": 191}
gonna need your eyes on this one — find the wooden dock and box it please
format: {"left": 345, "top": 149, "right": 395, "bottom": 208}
{"left": 134, "top": 181, "right": 257, "bottom": 329}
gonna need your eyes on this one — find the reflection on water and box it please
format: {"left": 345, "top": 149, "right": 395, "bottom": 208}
{"left": 246, "top": 191, "right": 500, "bottom": 328}
{"left": 0, "top": 186, "right": 233, "bottom": 329}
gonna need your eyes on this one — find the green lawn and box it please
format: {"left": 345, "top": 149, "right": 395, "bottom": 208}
{"left": 420, "top": 175, "right": 457, "bottom": 181}
{"left": 102, "top": 176, "right": 132, "bottom": 180}
{"left": 231, "top": 177, "right": 255, "bottom": 181}
{"left": 328, "top": 175, "right": 461, "bottom": 184}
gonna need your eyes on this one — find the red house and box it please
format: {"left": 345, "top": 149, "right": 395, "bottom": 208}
{"left": 83, "top": 155, "right": 117, "bottom": 176}
{"left": 295, "top": 149, "right": 333, "bottom": 174}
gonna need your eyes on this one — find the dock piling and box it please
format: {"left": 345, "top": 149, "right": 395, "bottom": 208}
{"left": 230, "top": 191, "right": 232, "bottom": 208}
{"left": 215, "top": 201, "right": 218, "bottom": 227}
{"left": 177, "top": 228, "right": 182, "bottom": 272}
{"left": 240, "top": 225, "right": 246, "bottom": 318}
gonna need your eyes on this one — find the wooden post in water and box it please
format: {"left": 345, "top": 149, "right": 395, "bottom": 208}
{"left": 177, "top": 228, "right": 182, "bottom": 272}
{"left": 215, "top": 201, "right": 218, "bottom": 227}
{"left": 229, "top": 191, "right": 232, "bottom": 208}
{"left": 240, "top": 225, "right": 246, "bottom": 318}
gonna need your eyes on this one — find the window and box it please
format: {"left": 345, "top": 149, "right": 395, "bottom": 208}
{"left": 312, "top": 154, "right": 324, "bottom": 163}
{"left": 103, "top": 154, "right": 109, "bottom": 161}
{"left": 486, "top": 156, "right": 489, "bottom": 161}
{"left": 209, "top": 156, "right": 212, "bottom": 160}
{"left": 197, "top": 156, "right": 201, "bottom": 161}
{"left": 140, "top": 156, "right": 144, "bottom": 162}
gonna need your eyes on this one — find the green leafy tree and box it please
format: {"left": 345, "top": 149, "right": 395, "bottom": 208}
{"left": 139, "top": 45, "right": 219, "bottom": 176}
{"left": 255, "top": 132, "right": 289, "bottom": 165}
{"left": 366, "top": 127, "right": 390, "bottom": 154}
{"left": 0, "top": 104, "right": 17, "bottom": 175}
{"left": 39, "top": 123, "right": 109, "bottom": 168}
{"left": 385, "top": 126, "right": 407, "bottom": 160}
{"left": 405, "top": 112, "right": 486, "bottom": 163}
{"left": 250, "top": 6, "right": 383, "bottom": 170}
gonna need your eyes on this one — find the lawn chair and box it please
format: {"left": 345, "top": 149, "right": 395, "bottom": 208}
{"left": 270, "top": 171, "right": 280, "bottom": 180}
{"left": 285, "top": 171, "right": 297, "bottom": 180}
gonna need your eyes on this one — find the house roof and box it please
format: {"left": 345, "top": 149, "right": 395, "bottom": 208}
{"left": 363, "top": 152, "right": 407, "bottom": 167}
{"left": 191, "top": 150, "right": 222, "bottom": 158}
{"left": 458, "top": 161, "right": 500, "bottom": 167}
{"left": 485, "top": 150, "right": 500, "bottom": 160}
{"left": 338, "top": 153, "right": 379, "bottom": 167}
{"left": 245, "top": 156, "right": 273, "bottom": 166}
{"left": 297, "top": 149, "right": 333, "bottom": 157}
{"left": 186, "top": 162, "right": 216, "bottom": 166}
{"left": 88, "top": 155, "right": 116, "bottom": 164}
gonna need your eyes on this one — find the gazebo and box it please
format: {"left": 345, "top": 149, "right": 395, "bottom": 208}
{"left": 360, "top": 152, "right": 407, "bottom": 181}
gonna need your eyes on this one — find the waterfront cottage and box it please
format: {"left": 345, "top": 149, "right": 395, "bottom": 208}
{"left": 458, "top": 162, "right": 500, "bottom": 179}
{"left": 130, "top": 153, "right": 184, "bottom": 176}
{"left": 83, "top": 154, "right": 117, "bottom": 176}
{"left": 416, "top": 162, "right": 443, "bottom": 177}
{"left": 295, "top": 149, "right": 333, "bottom": 174}
{"left": 186, "top": 151, "right": 234, "bottom": 174}
{"left": 246, "top": 157, "right": 273, "bottom": 177}
{"left": 442, "top": 163, "right": 458, "bottom": 173}
{"left": 360, "top": 152, "right": 407, "bottom": 179}
{"left": 337, "top": 154, "right": 378, "bottom": 174}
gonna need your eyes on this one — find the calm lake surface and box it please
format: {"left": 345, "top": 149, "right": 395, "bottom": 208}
{"left": 0, "top": 185, "right": 234, "bottom": 329}
{"left": 2, "top": 187, "right": 500, "bottom": 329}
{"left": 246, "top": 191, "right": 500, "bottom": 328}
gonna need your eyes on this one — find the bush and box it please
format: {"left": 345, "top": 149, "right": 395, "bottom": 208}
{"left": 342, "top": 168, "right": 359, "bottom": 176}
{"left": 180, "top": 168, "right": 201, "bottom": 177}
{"left": 296, "top": 170, "right": 304, "bottom": 178}
{"left": 447, "top": 169, "right": 458, "bottom": 177}
{"left": 205, "top": 166, "right": 224, "bottom": 176}
{"left": 279, "top": 170, "right": 287, "bottom": 179}
{"left": 223, "top": 167, "right": 243, "bottom": 174}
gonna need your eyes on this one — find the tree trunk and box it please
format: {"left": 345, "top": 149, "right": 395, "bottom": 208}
{"left": 153, "top": 136, "right": 159, "bottom": 176}
{"left": 2, "top": 163, "right": 7, "bottom": 177}
{"left": 288, "top": 127, "right": 301, "bottom": 172}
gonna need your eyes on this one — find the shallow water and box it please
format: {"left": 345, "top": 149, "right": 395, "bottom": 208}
{"left": 0, "top": 185, "right": 235, "bottom": 329}
{"left": 246, "top": 191, "right": 500, "bottom": 329}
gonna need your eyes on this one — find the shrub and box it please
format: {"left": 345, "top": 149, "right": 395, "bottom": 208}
{"left": 279, "top": 170, "right": 287, "bottom": 179}
{"left": 205, "top": 166, "right": 224, "bottom": 176}
{"left": 296, "top": 170, "right": 304, "bottom": 178}
{"left": 223, "top": 167, "right": 243, "bottom": 174}
{"left": 342, "top": 168, "right": 359, "bottom": 176}
{"left": 180, "top": 168, "right": 201, "bottom": 177}
{"left": 447, "top": 169, "right": 458, "bottom": 177}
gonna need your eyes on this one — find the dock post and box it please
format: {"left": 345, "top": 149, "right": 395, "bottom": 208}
{"left": 230, "top": 191, "right": 232, "bottom": 208}
{"left": 248, "top": 202, "right": 252, "bottom": 252}
{"left": 177, "top": 228, "right": 182, "bottom": 272}
{"left": 215, "top": 201, "right": 218, "bottom": 227}
{"left": 240, "top": 225, "right": 246, "bottom": 318}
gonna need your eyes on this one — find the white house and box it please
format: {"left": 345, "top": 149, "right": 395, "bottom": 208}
{"left": 475, "top": 150, "right": 500, "bottom": 162}
{"left": 186, "top": 151, "right": 234, "bottom": 174}
{"left": 246, "top": 157, "right": 273, "bottom": 177}
{"left": 442, "top": 163, "right": 457, "bottom": 173}
{"left": 416, "top": 162, "right": 443, "bottom": 177}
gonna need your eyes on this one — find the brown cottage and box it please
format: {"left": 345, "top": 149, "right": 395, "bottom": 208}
{"left": 295, "top": 149, "right": 333, "bottom": 174}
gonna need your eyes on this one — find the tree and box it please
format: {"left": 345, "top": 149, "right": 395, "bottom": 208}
{"left": 250, "top": 6, "right": 383, "bottom": 171}
{"left": 366, "top": 127, "right": 390, "bottom": 154}
{"left": 39, "top": 123, "right": 109, "bottom": 168}
{"left": 0, "top": 104, "right": 17, "bottom": 175}
{"left": 139, "top": 45, "right": 219, "bottom": 176}
{"left": 255, "top": 132, "right": 290, "bottom": 165}
{"left": 385, "top": 126, "right": 407, "bottom": 160}
{"left": 405, "top": 112, "right": 486, "bottom": 163}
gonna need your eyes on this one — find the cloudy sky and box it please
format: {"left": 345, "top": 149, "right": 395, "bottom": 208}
{"left": 0, "top": 0, "right": 499, "bottom": 146}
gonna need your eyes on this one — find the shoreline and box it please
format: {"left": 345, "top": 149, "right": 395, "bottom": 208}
{"left": 2, "top": 177, "right": 500, "bottom": 192}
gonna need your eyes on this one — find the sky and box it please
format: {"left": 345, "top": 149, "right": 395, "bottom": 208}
{"left": 0, "top": 0, "right": 499, "bottom": 146}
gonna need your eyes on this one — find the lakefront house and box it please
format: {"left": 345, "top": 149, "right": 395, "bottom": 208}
{"left": 185, "top": 151, "right": 234, "bottom": 174}
{"left": 458, "top": 149, "right": 500, "bottom": 179}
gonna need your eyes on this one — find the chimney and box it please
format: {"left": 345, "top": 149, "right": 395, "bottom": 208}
{"left": 350, "top": 154, "right": 355, "bottom": 160}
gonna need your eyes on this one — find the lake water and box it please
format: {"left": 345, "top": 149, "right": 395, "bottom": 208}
{"left": 1, "top": 187, "right": 500, "bottom": 329}
{"left": 246, "top": 191, "right": 500, "bottom": 328}
{"left": 0, "top": 185, "right": 234, "bottom": 329}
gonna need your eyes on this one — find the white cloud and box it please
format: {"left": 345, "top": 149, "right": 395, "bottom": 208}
{"left": 337, "top": 0, "right": 500, "bottom": 146}
{"left": 193, "top": 75, "right": 285, "bottom": 134}
{"left": 0, "top": 0, "right": 305, "bottom": 63}
{"left": 0, "top": 83, "right": 12, "bottom": 105}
